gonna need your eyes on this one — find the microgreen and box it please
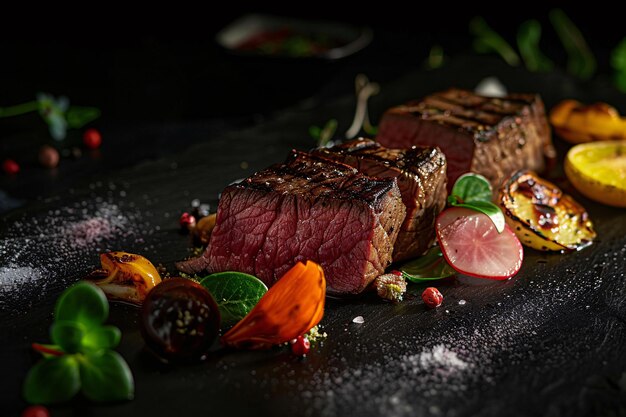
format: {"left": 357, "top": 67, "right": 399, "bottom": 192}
{"left": 517, "top": 20, "right": 553, "bottom": 72}
{"left": 200, "top": 271, "right": 268, "bottom": 328}
{"left": 550, "top": 9, "right": 596, "bottom": 80}
{"left": 400, "top": 246, "right": 456, "bottom": 283}
{"left": 470, "top": 17, "right": 520, "bottom": 66}
{"left": 447, "top": 173, "right": 505, "bottom": 233}
{"left": 23, "top": 282, "right": 134, "bottom": 405}
{"left": 309, "top": 118, "right": 338, "bottom": 148}
{"left": 0, "top": 93, "right": 100, "bottom": 140}
{"left": 611, "top": 38, "right": 626, "bottom": 93}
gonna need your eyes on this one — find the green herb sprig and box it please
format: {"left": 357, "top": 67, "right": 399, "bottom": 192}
{"left": 309, "top": 118, "right": 338, "bottom": 148}
{"left": 0, "top": 93, "right": 100, "bottom": 140}
{"left": 549, "top": 9, "right": 596, "bottom": 80}
{"left": 23, "top": 282, "right": 133, "bottom": 405}
{"left": 447, "top": 173, "right": 505, "bottom": 233}
{"left": 611, "top": 38, "right": 626, "bottom": 92}
{"left": 470, "top": 17, "right": 520, "bottom": 66}
{"left": 517, "top": 20, "right": 553, "bottom": 72}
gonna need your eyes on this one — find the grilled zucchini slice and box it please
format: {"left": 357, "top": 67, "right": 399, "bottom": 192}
{"left": 499, "top": 170, "right": 596, "bottom": 251}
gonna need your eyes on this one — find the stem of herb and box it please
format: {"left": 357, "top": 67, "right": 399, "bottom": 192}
{"left": 470, "top": 17, "right": 520, "bottom": 67}
{"left": 549, "top": 9, "right": 596, "bottom": 79}
{"left": 517, "top": 20, "right": 553, "bottom": 72}
{"left": 0, "top": 100, "right": 39, "bottom": 118}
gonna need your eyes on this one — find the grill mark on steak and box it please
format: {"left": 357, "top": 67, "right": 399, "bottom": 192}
{"left": 313, "top": 138, "right": 447, "bottom": 262}
{"left": 176, "top": 151, "right": 406, "bottom": 294}
{"left": 377, "top": 88, "right": 555, "bottom": 192}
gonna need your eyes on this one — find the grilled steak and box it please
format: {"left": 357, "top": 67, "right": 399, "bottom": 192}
{"left": 313, "top": 138, "right": 447, "bottom": 262}
{"left": 177, "top": 151, "right": 406, "bottom": 294}
{"left": 376, "top": 88, "right": 556, "bottom": 192}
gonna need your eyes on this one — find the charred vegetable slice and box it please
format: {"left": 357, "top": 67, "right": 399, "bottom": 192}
{"left": 88, "top": 252, "right": 162, "bottom": 304}
{"left": 499, "top": 170, "right": 596, "bottom": 251}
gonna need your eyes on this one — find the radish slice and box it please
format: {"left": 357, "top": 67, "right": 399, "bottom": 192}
{"left": 436, "top": 207, "right": 523, "bottom": 280}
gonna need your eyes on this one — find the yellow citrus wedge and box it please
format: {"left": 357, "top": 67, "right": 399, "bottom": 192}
{"left": 564, "top": 141, "right": 626, "bottom": 208}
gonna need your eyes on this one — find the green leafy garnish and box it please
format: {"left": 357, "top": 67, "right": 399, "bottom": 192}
{"left": 200, "top": 271, "right": 268, "bottom": 328}
{"left": 517, "top": 20, "right": 553, "bottom": 72}
{"left": 400, "top": 246, "right": 456, "bottom": 283}
{"left": 611, "top": 38, "right": 626, "bottom": 92}
{"left": 309, "top": 118, "right": 338, "bottom": 148}
{"left": 23, "top": 355, "right": 81, "bottom": 404}
{"left": 470, "top": 17, "right": 520, "bottom": 66}
{"left": 23, "top": 282, "right": 134, "bottom": 405}
{"left": 0, "top": 93, "right": 100, "bottom": 140}
{"left": 549, "top": 9, "right": 596, "bottom": 79}
{"left": 447, "top": 173, "right": 505, "bottom": 233}
{"left": 425, "top": 44, "right": 445, "bottom": 70}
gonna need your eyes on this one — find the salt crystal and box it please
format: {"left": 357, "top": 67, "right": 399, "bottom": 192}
{"left": 352, "top": 316, "right": 365, "bottom": 324}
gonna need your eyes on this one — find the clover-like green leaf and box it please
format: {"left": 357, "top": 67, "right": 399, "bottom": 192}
{"left": 55, "top": 281, "right": 108, "bottom": 329}
{"left": 81, "top": 325, "right": 121, "bottom": 351}
{"left": 23, "top": 355, "right": 81, "bottom": 404}
{"left": 80, "top": 351, "right": 134, "bottom": 402}
{"left": 50, "top": 321, "right": 84, "bottom": 354}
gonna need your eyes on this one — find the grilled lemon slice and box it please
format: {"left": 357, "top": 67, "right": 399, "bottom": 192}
{"left": 564, "top": 140, "right": 626, "bottom": 208}
{"left": 499, "top": 170, "right": 596, "bottom": 251}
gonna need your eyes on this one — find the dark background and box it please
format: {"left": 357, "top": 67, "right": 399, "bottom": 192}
{"left": 0, "top": 6, "right": 620, "bottom": 123}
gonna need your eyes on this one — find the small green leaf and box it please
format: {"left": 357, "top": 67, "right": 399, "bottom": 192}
{"left": 451, "top": 201, "right": 505, "bottom": 233}
{"left": 23, "top": 356, "right": 81, "bottom": 404}
{"left": 55, "top": 282, "right": 108, "bottom": 329}
{"left": 318, "top": 118, "right": 338, "bottom": 148}
{"left": 50, "top": 321, "right": 84, "bottom": 353}
{"left": 200, "top": 271, "right": 268, "bottom": 328}
{"left": 309, "top": 125, "right": 322, "bottom": 140}
{"left": 66, "top": 106, "right": 101, "bottom": 128}
{"left": 400, "top": 246, "right": 456, "bottom": 283}
{"left": 550, "top": 9, "right": 596, "bottom": 79}
{"left": 450, "top": 173, "right": 493, "bottom": 203}
{"left": 81, "top": 325, "right": 121, "bottom": 351}
{"left": 80, "top": 351, "right": 134, "bottom": 402}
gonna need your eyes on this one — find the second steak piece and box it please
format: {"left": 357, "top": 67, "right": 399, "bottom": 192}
{"left": 377, "top": 88, "right": 556, "bottom": 192}
{"left": 177, "top": 151, "right": 406, "bottom": 295}
{"left": 314, "top": 138, "right": 447, "bottom": 262}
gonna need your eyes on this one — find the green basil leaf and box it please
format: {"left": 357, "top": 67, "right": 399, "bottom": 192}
{"left": 452, "top": 201, "right": 506, "bottom": 233}
{"left": 50, "top": 321, "right": 84, "bottom": 353}
{"left": 450, "top": 173, "right": 493, "bottom": 204}
{"left": 81, "top": 325, "right": 121, "bottom": 351}
{"left": 23, "top": 356, "right": 80, "bottom": 404}
{"left": 400, "top": 246, "right": 456, "bottom": 283}
{"left": 66, "top": 106, "right": 101, "bottom": 128}
{"left": 80, "top": 351, "right": 134, "bottom": 402}
{"left": 200, "top": 271, "right": 268, "bottom": 328}
{"left": 55, "top": 281, "right": 108, "bottom": 329}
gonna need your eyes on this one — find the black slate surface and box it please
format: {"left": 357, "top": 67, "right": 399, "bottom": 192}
{"left": 2, "top": 58, "right": 626, "bottom": 417}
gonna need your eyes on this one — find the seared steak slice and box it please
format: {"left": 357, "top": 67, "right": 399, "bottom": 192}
{"left": 177, "top": 151, "right": 406, "bottom": 294}
{"left": 314, "top": 138, "right": 447, "bottom": 262}
{"left": 377, "top": 88, "right": 556, "bottom": 192}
